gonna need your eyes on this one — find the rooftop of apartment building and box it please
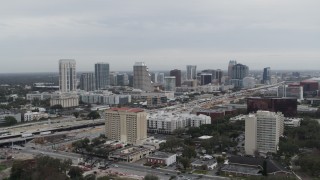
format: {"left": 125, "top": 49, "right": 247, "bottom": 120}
{"left": 108, "top": 107, "right": 144, "bottom": 113}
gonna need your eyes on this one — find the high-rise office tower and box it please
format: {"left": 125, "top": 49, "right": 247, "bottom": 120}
{"left": 202, "top": 69, "right": 216, "bottom": 79}
{"left": 80, "top": 73, "right": 95, "bottom": 91}
{"left": 245, "top": 111, "right": 284, "bottom": 155}
{"left": 105, "top": 108, "right": 147, "bottom": 145}
{"left": 95, "top": 63, "right": 110, "bottom": 90}
{"left": 228, "top": 60, "right": 237, "bottom": 79}
{"left": 157, "top": 73, "right": 165, "bottom": 84}
{"left": 151, "top": 72, "right": 158, "bottom": 83}
{"left": 164, "top": 76, "right": 176, "bottom": 91}
{"left": 263, "top": 67, "right": 271, "bottom": 84}
{"left": 230, "top": 63, "right": 249, "bottom": 88}
{"left": 170, "top": 69, "right": 182, "bottom": 87}
{"left": 200, "top": 73, "right": 212, "bottom": 85}
{"left": 215, "top": 69, "right": 223, "bottom": 84}
{"left": 116, "top": 73, "right": 129, "bottom": 86}
{"left": 133, "top": 62, "right": 152, "bottom": 91}
{"left": 186, "top": 65, "right": 197, "bottom": 80}
{"left": 59, "top": 59, "right": 77, "bottom": 92}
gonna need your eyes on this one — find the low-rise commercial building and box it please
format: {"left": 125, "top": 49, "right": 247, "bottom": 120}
{"left": 50, "top": 93, "right": 79, "bottom": 108}
{"left": 191, "top": 159, "right": 218, "bottom": 170}
{"left": 79, "top": 90, "right": 131, "bottom": 105}
{"left": 109, "top": 146, "right": 152, "bottom": 163}
{"left": 0, "top": 110, "right": 21, "bottom": 124}
{"left": 147, "top": 152, "right": 177, "bottom": 166}
{"left": 24, "top": 111, "right": 49, "bottom": 121}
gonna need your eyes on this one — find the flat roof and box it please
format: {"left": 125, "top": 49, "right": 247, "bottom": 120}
{"left": 109, "top": 107, "right": 144, "bottom": 113}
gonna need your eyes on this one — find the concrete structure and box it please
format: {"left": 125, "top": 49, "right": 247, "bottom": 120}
{"left": 228, "top": 60, "right": 237, "bottom": 80}
{"left": 80, "top": 73, "right": 95, "bottom": 92}
{"left": 284, "top": 118, "right": 301, "bottom": 127}
{"left": 245, "top": 111, "right": 284, "bottom": 155}
{"left": 79, "top": 91, "right": 131, "bottom": 105}
{"left": 116, "top": 73, "right": 129, "bottom": 86}
{"left": 230, "top": 63, "right": 249, "bottom": 88}
{"left": 277, "top": 85, "right": 303, "bottom": 100}
{"left": 191, "top": 159, "right": 218, "bottom": 170}
{"left": 170, "top": 69, "right": 182, "bottom": 87}
{"left": 200, "top": 73, "right": 212, "bottom": 85}
{"left": 221, "top": 156, "right": 291, "bottom": 176}
{"left": 50, "top": 93, "right": 79, "bottom": 108}
{"left": 247, "top": 97, "right": 297, "bottom": 117}
{"left": 157, "top": 73, "right": 165, "bottom": 84}
{"left": 164, "top": 76, "right": 176, "bottom": 92}
{"left": 133, "top": 62, "right": 152, "bottom": 91}
{"left": 262, "top": 67, "right": 271, "bottom": 84}
{"left": 186, "top": 65, "right": 197, "bottom": 80}
{"left": 147, "top": 112, "right": 211, "bottom": 134}
{"left": 105, "top": 108, "right": 147, "bottom": 145}
{"left": 109, "top": 146, "right": 152, "bottom": 163}
{"left": 59, "top": 59, "right": 76, "bottom": 92}
{"left": 95, "top": 63, "right": 110, "bottom": 90}
{"left": 147, "top": 152, "right": 177, "bottom": 166}
{"left": 24, "top": 111, "right": 49, "bottom": 121}
{"left": 242, "top": 77, "right": 256, "bottom": 89}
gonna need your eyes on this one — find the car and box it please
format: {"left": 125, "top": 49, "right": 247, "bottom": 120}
{"left": 165, "top": 173, "right": 170, "bottom": 175}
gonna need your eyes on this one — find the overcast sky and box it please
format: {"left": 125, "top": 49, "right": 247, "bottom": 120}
{"left": 1, "top": 0, "right": 319, "bottom": 73}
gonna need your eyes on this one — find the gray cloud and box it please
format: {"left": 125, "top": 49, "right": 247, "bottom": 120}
{"left": 0, "top": 0, "right": 319, "bottom": 72}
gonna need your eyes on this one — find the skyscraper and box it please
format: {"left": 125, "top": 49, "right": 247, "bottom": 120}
{"left": 200, "top": 73, "right": 212, "bottom": 85}
{"left": 133, "top": 62, "right": 152, "bottom": 91}
{"left": 245, "top": 111, "right": 284, "bottom": 155}
{"left": 170, "top": 69, "right": 182, "bottom": 87}
{"left": 215, "top": 69, "right": 223, "bottom": 84}
{"left": 186, "top": 65, "right": 197, "bottom": 80}
{"left": 228, "top": 60, "right": 237, "bottom": 79}
{"left": 59, "top": 59, "right": 77, "bottom": 92}
{"left": 164, "top": 76, "right": 176, "bottom": 91}
{"left": 230, "top": 63, "right": 249, "bottom": 88}
{"left": 95, "top": 63, "right": 110, "bottom": 90}
{"left": 80, "top": 73, "right": 95, "bottom": 92}
{"left": 263, "top": 67, "right": 271, "bottom": 84}
{"left": 105, "top": 108, "right": 147, "bottom": 145}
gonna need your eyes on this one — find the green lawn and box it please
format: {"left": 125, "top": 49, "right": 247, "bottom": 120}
{"left": 193, "top": 170, "right": 208, "bottom": 175}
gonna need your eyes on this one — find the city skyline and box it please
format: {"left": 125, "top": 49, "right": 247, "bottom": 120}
{"left": 0, "top": 0, "right": 320, "bottom": 73}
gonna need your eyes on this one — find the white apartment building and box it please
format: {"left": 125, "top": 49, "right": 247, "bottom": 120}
{"left": 147, "top": 112, "right": 211, "bottom": 134}
{"left": 59, "top": 59, "right": 77, "bottom": 92}
{"left": 50, "top": 92, "right": 79, "bottom": 108}
{"left": 245, "top": 111, "right": 284, "bottom": 155}
{"left": 79, "top": 91, "right": 131, "bottom": 105}
{"left": 24, "top": 111, "right": 49, "bottom": 121}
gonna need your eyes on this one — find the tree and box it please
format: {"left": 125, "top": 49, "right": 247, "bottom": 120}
{"left": 51, "top": 104, "right": 63, "bottom": 110}
{"left": 73, "top": 112, "right": 80, "bottom": 118}
{"left": 10, "top": 156, "right": 72, "bottom": 180}
{"left": 179, "top": 157, "right": 191, "bottom": 170}
{"left": 173, "top": 128, "right": 186, "bottom": 137}
{"left": 144, "top": 174, "right": 159, "bottom": 180}
{"left": 3, "top": 116, "right": 17, "bottom": 126}
{"left": 87, "top": 111, "right": 100, "bottom": 120}
{"left": 182, "top": 145, "right": 197, "bottom": 159}
{"left": 68, "top": 166, "right": 84, "bottom": 179}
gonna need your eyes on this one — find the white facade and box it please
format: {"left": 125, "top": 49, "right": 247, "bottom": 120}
{"left": 24, "top": 111, "right": 48, "bottom": 121}
{"left": 79, "top": 91, "right": 131, "bottom": 105}
{"left": 50, "top": 93, "right": 79, "bottom": 108}
{"left": 242, "top": 77, "right": 256, "bottom": 89}
{"left": 147, "top": 112, "right": 211, "bottom": 133}
{"left": 133, "top": 62, "right": 152, "bottom": 91}
{"left": 284, "top": 118, "right": 301, "bottom": 127}
{"left": 187, "top": 65, "right": 197, "bottom": 80}
{"left": 59, "top": 59, "right": 77, "bottom": 92}
{"left": 245, "top": 111, "right": 284, "bottom": 155}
